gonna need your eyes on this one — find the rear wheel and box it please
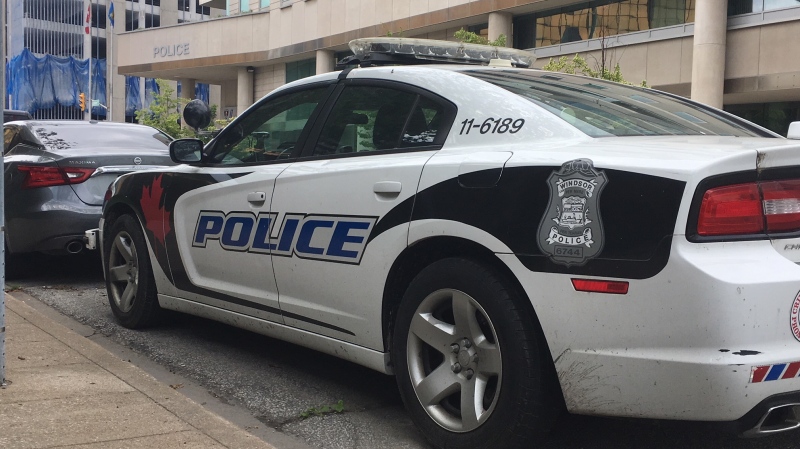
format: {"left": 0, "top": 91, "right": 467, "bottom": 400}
{"left": 105, "top": 214, "right": 161, "bottom": 328}
{"left": 393, "top": 258, "right": 560, "bottom": 449}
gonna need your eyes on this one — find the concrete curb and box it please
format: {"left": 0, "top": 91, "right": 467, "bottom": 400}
{"left": 4, "top": 292, "right": 275, "bottom": 449}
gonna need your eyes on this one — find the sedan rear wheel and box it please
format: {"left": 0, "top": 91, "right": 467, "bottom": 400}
{"left": 393, "top": 258, "right": 561, "bottom": 449}
{"left": 105, "top": 214, "right": 161, "bottom": 328}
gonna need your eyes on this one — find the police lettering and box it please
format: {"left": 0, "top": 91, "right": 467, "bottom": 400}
{"left": 193, "top": 211, "right": 377, "bottom": 264}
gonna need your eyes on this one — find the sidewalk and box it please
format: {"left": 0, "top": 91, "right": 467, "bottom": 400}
{"left": 0, "top": 293, "right": 276, "bottom": 449}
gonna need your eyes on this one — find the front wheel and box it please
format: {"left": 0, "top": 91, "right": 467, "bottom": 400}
{"left": 104, "top": 214, "right": 161, "bottom": 328}
{"left": 393, "top": 258, "right": 561, "bottom": 449}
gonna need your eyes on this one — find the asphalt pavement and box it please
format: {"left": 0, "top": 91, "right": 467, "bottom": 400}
{"left": 8, "top": 252, "right": 800, "bottom": 449}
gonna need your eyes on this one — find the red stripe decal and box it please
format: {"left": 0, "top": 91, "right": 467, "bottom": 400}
{"left": 783, "top": 362, "right": 800, "bottom": 379}
{"left": 751, "top": 365, "right": 770, "bottom": 383}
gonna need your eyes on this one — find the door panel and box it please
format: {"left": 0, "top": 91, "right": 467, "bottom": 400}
{"left": 271, "top": 152, "right": 435, "bottom": 347}
{"left": 171, "top": 168, "right": 286, "bottom": 322}
{"left": 270, "top": 82, "right": 455, "bottom": 349}
{"left": 167, "top": 84, "right": 333, "bottom": 323}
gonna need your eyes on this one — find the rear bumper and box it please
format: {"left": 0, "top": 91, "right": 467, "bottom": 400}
{"left": 504, "top": 237, "right": 800, "bottom": 423}
{"left": 5, "top": 185, "right": 101, "bottom": 254}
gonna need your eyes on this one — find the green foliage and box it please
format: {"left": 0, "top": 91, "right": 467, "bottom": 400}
{"left": 299, "top": 400, "right": 345, "bottom": 419}
{"left": 541, "top": 54, "right": 648, "bottom": 87}
{"left": 453, "top": 28, "right": 506, "bottom": 47}
{"left": 134, "top": 79, "right": 222, "bottom": 143}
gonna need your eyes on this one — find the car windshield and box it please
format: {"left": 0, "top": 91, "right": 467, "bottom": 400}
{"left": 464, "top": 70, "right": 773, "bottom": 138}
{"left": 31, "top": 123, "right": 172, "bottom": 151}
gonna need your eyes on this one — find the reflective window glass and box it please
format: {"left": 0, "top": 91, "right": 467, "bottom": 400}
{"left": 211, "top": 86, "right": 328, "bottom": 164}
{"left": 515, "top": 0, "right": 696, "bottom": 49}
{"left": 313, "top": 86, "right": 445, "bottom": 156}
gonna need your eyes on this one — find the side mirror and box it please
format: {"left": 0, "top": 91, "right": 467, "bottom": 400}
{"left": 170, "top": 138, "right": 204, "bottom": 163}
{"left": 788, "top": 122, "right": 800, "bottom": 139}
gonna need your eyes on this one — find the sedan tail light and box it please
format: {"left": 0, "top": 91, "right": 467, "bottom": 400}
{"left": 697, "top": 179, "right": 800, "bottom": 236}
{"left": 18, "top": 166, "right": 95, "bottom": 189}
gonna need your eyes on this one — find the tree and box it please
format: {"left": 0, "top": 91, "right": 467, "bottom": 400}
{"left": 541, "top": 53, "right": 647, "bottom": 87}
{"left": 541, "top": 28, "right": 647, "bottom": 87}
{"left": 453, "top": 28, "right": 507, "bottom": 47}
{"left": 135, "top": 79, "right": 222, "bottom": 142}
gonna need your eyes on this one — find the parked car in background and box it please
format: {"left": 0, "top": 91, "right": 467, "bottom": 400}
{"left": 3, "top": 109, "right": 33, "bottom": 123}
{"left": 3, "top": 120, "right": 173, "bottom": 277}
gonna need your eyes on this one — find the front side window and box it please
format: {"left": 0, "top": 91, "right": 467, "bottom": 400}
{"left": 313, "top": 86, "right": 445, "bottom": 156}
{"left": 210, "top": 86, "right": 328, "bottom": 165}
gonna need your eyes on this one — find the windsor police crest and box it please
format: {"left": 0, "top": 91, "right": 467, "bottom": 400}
{"left": 537, "top": 159, "right": 607, "bottom": 266}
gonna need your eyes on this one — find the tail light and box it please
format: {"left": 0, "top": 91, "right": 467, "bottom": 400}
{"left": 697, "top": 179, "right": 800, "bottom": 236}
{"left": 18, "top": 166, "right": 95, "bottom": 189}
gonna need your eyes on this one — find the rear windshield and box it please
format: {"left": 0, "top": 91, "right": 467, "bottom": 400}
{"left": 31, "top": 124, "right": 172, "bottom": 151}
{"left": 464, "top": 70, "right": 773, "bottom": 138}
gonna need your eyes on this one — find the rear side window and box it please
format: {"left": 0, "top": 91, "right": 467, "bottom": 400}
{"left": 4, "top": 127, "right": 19, "bottom": 153}
{"left": 312, "top": 86, "right": 446, "bottom": 156}
{"left": 465, "top": 70, "right": 772, "bottom": 138}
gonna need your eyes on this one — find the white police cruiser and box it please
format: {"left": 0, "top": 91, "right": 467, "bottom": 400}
{"left": 91, "top": 38, "right": 800, "bottom": 449}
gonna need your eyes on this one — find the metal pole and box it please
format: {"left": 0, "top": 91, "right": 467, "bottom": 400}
{"left": 107, "top": 0, "right": 112, "bottom": 121}
{"left": 88, "top": 0, "right": 92, "bottom": 121}
{"left": 1, "top": 0, "right": 7, "bottom": 387}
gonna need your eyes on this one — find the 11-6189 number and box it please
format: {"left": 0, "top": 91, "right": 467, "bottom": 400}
{"left": 459, "top": 117, "right": 525, "bottom": 135}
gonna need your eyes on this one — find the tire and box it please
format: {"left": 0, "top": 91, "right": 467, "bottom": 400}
{"left": 392, "top": 258, "right": 561, "bottom": 449}
{"left": 104, "top": 214, "right": 161, "bottom": 328}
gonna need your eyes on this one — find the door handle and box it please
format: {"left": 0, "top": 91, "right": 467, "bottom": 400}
{"left": 247, "top": 191, "right": 267, "bottom": 203}
{"left": 373, "top": 181, "right": 402, "bottom": 194}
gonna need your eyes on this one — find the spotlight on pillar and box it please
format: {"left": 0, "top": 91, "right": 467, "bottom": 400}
{"left": 246, "top": 66, "right": 255, "bottom": 73}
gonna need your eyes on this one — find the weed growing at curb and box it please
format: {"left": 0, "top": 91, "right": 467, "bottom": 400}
{"left": 300, "top": 400, "right": 345, "bottom": 419}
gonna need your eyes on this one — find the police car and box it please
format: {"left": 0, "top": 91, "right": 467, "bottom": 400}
{"left": 90, "top": 38, "right": 800, "bottom": 448}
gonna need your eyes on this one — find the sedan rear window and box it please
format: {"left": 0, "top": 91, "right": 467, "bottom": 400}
{"left": 465, "top": 70, "right": 773, "bottom": 138}
{"left": 31, "top": 124, "right": 172, "bottom": 151}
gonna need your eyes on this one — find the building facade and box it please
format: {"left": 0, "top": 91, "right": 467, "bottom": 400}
{"left": 4, "top": 0, "right": 222, "bottom": 120}
{"left": 108, "top": 1, "right": 800, "bottom": 135}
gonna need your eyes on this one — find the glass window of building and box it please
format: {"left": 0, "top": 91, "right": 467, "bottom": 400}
{"left": 286, "top": 59, "right": 316, "bottom": 84}
{"left": 725, "top": 102, "right": 800, "bottom": 136}
{"left": 729, "top": 0, "right": 800, "bottom": 15}
{"left": 514, "top": 0, "right": 696, "bottom": 49}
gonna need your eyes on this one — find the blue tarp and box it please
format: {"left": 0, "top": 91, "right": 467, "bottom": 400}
{"left": 7, "top": 49, "right": 211, "bottom": 119}
{"left": 124, "top": 76, "right": 141, "bottom": 117}
{"left": 177, "top": 81, "right": 210, "bottom": 105}
{"left": 6, "top": 48, "right": 107, "bottom": 116}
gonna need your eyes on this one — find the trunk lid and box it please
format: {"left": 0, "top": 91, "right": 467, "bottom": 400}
{"left": 54, "top": 147, "right": 173, "bottom": 206}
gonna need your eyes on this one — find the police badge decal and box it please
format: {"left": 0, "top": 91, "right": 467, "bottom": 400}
{"left": 537, "top": 159, "right": 607, "bottom": 266}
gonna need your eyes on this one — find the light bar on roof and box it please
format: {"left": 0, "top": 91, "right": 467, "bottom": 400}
{"left": 346, "top": 37, "right": 534, "bottom": 68}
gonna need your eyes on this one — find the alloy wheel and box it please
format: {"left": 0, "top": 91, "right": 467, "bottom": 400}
{"left": 406, "top": 288, "right": 502, "bottom": 432}
{"left": 107, "top": 231, "right": 139, "bottom": 313}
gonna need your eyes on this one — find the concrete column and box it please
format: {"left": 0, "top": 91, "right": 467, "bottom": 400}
{"left": 690, "top": 0, "right": 728, "bottom": 108}
{"left": 178, "top": 78, "right": 196, "bottom": 100}
{"left": 316, "top": 50, "right": 336, "bottom": 74}
{"left": 109, "top": 0, "right": 126, "bottom": 122}
{"left": 220, "top": 80, "right": 237, "bottom": 119}
{"left": 237, "top": 67, "right": 254, "bottom": 115}
{"left": 178, "top": 78, "right": 196, "bottom": 128}
{"left": 488, "top": 11, "right": 513, "bottom": 46}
